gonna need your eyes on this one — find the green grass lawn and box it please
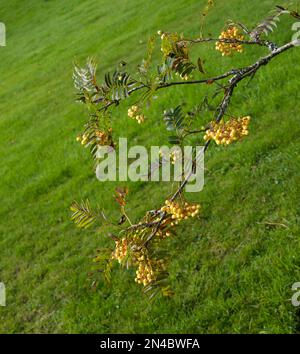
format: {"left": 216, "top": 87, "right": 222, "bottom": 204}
{"left": 0, "top": 0, "right": 300, "bottom": 333}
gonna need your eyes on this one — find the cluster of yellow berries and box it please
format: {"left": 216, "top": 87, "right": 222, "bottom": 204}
{"left": 161, "top": 200, "right": 200, "bottom": 225}
{"left": 111, "top": 197, "right": 200, "bottom": 287}
{"left": 112, "top": 238, "right": 128, "bottom": 264}
{"left": 135, "top": 253, "right": 166, "bottom": 286}
{"left": 112, "top": 231, "right": 168, "bottom": 286}
{"left": 215, "top": 26, "right": 244, "bottom": 56}
{"left": 204, "top": 116, "right": 250, "bottom": 145}
{"left": 135, "top": 256, "right": 155, "bottom": 286}
{"left": 128, "top": 105, "right": 145, "bottom": 124}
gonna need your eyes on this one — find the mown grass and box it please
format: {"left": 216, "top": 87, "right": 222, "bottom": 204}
{"left": 0, "top": 0, "right": 300, "bottom": 333}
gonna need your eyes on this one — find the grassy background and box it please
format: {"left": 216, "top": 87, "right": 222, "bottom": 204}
{"left": 0, "top": 0, "right": 300, "bottom": 333}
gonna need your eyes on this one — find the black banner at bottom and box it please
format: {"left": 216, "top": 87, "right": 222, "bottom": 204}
{"left": 0, "top": 334, "right": 298, "bottom": 352}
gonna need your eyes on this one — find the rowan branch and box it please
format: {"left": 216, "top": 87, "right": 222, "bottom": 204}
{"left": 129, "top": 39, "right": 299, "bottom": 243}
